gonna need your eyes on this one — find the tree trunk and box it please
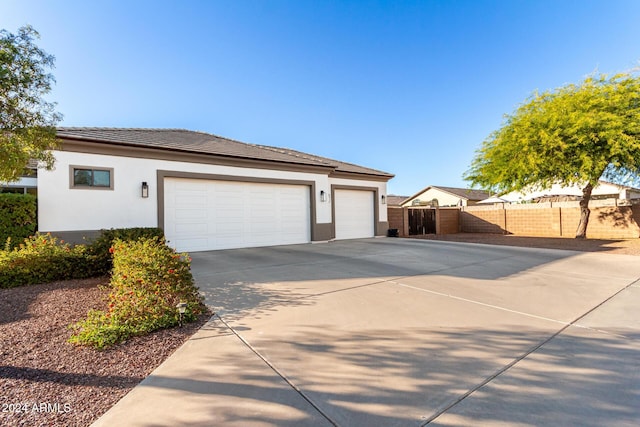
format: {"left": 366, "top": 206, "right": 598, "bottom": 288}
{"left": 575, "top": 183, "right": 593, "bottom": 239}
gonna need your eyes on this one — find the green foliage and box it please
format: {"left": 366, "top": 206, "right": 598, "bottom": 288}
{"left": 0, "top": 227, "right": 165, "bottom": 287}
{"left": 84, "top": 227, "right": 165, "bottom": 276}
{"left": 69, "top": 237, "right": 205, "bottom": 349}
{"left": 0, "top": 233, "right": 91, "bottom": 288}
{"left": 0, "top": 193, "right": 37, "bottom": 249}
{"left": 0, "top": 25, "right": 62, "bottom": 182}
{"left": 465, "top": 72, "right": 640, "bottom": 194}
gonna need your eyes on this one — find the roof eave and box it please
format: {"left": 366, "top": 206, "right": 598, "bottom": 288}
{"left": 329, "top": 170, "right": 394, "bottom": 182}
{"left": 56, "top": 137, "right": 336, "bottom": 174}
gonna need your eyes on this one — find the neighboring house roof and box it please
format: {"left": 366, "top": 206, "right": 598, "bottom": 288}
{"left": 386, "top": 195, "right": 409, "bottom": 206}
{"left": 55, "top": 127, "right": 393, "bottom": 179}
{"left": 477, "top": 195, "right": 509, "bottom": 204}
{"left": 493, "top": 180, "right": 640, "bottom": 203}
{"left": 403, "top": 186, "right": 491, "bottom": 205}
{"left": 434, "top": 186, "right": 491, "bottom": 201}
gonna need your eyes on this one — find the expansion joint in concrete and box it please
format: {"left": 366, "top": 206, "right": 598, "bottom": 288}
{"left": 419, "top": 275, "right": 640, "bottom": 425}
{"left": 214, "top": 313, "right": 340, "bottom": 427}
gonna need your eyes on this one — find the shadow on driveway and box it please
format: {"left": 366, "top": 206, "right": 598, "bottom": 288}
{"left": 190, "top": 238, "right": 585, "bottom": 317}
{"left": 142, "top": 322, "right": 640, "bottom": 426}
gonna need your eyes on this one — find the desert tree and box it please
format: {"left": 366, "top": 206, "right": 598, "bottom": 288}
{"left": 0, "top": 25, "right": 62, "bottom": 182}
{"left": 465, "top": 72, "right": 640, "bottom": 238}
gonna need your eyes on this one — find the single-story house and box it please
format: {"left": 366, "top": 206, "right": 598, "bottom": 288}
{"left": 38, "top": 128, "right": 394, "bottom": 252}
{"left": 401, "top": 186, "right": 490, "bottom": 208}
{"left": 481, "top": 181, "right": 640, "bottom": 204}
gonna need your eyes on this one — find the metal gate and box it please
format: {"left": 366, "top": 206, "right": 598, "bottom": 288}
{"left": 408, "top": 208, "right": 436, "bottom": 235}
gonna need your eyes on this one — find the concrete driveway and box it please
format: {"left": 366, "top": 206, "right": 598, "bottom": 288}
{"left": 93, "top": 238, "right": 640, "bottom": 426}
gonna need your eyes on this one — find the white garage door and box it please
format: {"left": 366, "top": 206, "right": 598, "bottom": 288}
{"left": 164, "top": 178, "right": 311, "bottom": 252}
{"left": 334, "top": 189, "right": 375, "bottom": 240}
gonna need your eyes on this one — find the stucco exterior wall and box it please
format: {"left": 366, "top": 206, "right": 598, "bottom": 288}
{"left": 38, "top": 150, "right": 333, "bottom": 233}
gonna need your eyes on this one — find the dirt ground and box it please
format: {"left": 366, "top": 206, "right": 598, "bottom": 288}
{"left": 412, "top": 233, "right": 640, "bottom": 256}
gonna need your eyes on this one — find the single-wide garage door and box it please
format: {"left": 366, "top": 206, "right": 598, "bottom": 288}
{"left": 164, "top": 178, "right": 311, "bottom": 252}
{"left": 334, "top": 189, "right": 375, "bottom": 240}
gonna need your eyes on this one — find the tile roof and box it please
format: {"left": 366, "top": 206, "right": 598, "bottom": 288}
{"left": 56, "top": 128, "right": 393, "bottom": 178}
{"left": 403, "top": 185, "right": 491, "bottom": 204}
{"left": 386, "top": 195, "right": 409, "bottom": 206}
{"left": 434, "top": 186, "right": 491, "bottom": 201}
{"left": 255, "top": 144, "right": 394, "bottom": 177}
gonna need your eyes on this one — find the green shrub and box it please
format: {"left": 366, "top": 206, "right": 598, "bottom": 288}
{"left": 84, "top": 227, "right": 165, "bottom": 276}
{"left": 69, "top": 237, "right": 205, "bottom": 349}
{"left": 0, "top": 227, "right": 165, "bottom": 288}
{"left": 0, "top": 233, "right": 92, "bottom": 288}
{"left": 0, "top": 193, "right": 37, "bottom": 249}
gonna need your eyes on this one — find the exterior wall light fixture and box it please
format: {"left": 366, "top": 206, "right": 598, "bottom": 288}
{"left": 141, "top": 181, "right": 149, "bottom": 198}
{"left": 381, "top": 195, "right": 386, "bottom": 204}
{"left": 320, "top": 190, "right": 327, "bottom": 202}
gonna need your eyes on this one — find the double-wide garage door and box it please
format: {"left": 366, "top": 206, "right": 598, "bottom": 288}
{"left": 164, "top": 178, "right": 311, "bottom": 252}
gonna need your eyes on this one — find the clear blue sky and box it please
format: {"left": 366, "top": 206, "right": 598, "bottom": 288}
{"left": 3, "top": 0, "right": 640, "bottom": 196}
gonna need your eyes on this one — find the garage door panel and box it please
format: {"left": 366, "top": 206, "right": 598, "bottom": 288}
{"left": 214, "top": 198, "right": 242, "bottom": 211}
{"left": 174, "top": 179, "right": 207, "bottom": 190}
{"left": 174, "top": 237, "right": 208, "bottom": 252}
{"left": 334, "top": 189, "right": 375, "bottom": 240}
{"left": 250, "top": 208, "right": 277, "bottom": 221}
{"left": 175, "top": 194, "right": 206, "bottom": 206}
{"left": 174, "top": 222, "right": 207, "bottom": 234}
{"left": 216, "top": 208, "right": 242, "bottom": 222}
{"left": 165, "top": 178, "right": 310, "bottom": 252}
{"left": 174, "top": 208, "right": 207, "bottom": 220}
{"left": 251, "top": 186, "right": 275, "bottom": 196}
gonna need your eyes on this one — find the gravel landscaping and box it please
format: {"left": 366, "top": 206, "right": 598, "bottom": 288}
{"left": 0, "top": 277, "right": 211, "bottom": 427}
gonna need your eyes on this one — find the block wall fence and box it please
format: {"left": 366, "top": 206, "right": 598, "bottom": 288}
{"left": 387, "top": 207, "right": 460, "bottom": 236}
{"left": 388, "top": 201, "right": 640, "bottom": 239}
